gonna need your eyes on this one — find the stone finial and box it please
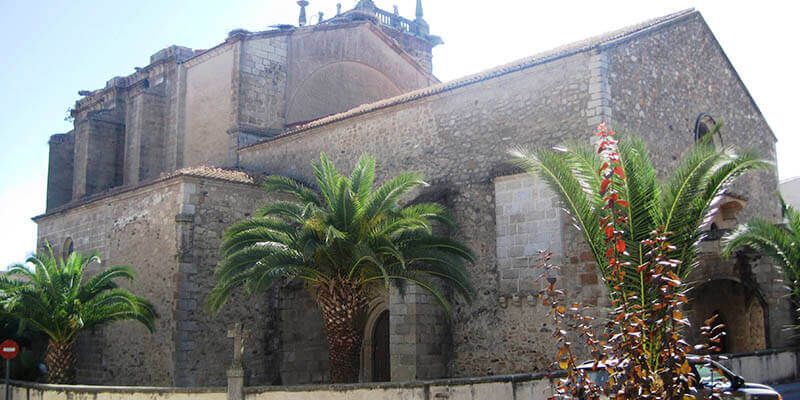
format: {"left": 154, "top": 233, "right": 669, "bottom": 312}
{"left": 297, "top": 1, "right": 309, "bottom": 26}
{"left": 393, "top": 5, "right": 399, "bottom": 15}
{"left": 336, "top": 3, "right": 342, "bottom": 15}
{"left": 318, "top": 11, "right": 324, "bottom": 24}
{"left": 414, "top": 0, "right": 429, "bottom": 36}
{"left": 356, "top": 0, "right": 375, "bottom": 10}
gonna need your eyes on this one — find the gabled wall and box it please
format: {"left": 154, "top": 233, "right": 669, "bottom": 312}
{"left": 285, "top": 23, "right": 435, "bottom": 124}
{"left": 605, "top": 12, "right": 788, "bottom": 348}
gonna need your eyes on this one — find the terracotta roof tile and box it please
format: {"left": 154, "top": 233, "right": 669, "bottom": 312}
{"left": 167, "top": 166, "right": 257, "bottom": 184}
{"left": 34, "top": 167, "right": 258, "bottom": 220}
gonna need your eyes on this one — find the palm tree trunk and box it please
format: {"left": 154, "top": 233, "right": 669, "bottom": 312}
{"left": 316, "top": 280, "right": 368, "bottom": 383}
{"left": 45, "top": 339, "right": 75, "bottom": 384}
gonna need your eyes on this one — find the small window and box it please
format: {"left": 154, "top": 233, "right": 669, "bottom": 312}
{"left": 694, "top": 114, "right": 723, "bottom": 147}
{"left": 63, "top": 237, "right": 74, "bottom": 260}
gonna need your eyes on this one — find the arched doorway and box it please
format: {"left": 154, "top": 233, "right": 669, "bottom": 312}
{"left": 371, "top": 310, "right": 390, "bottom": 382}
{"left": 688, "top": 279, "right": 767, "bottom": 353}
{"left": 360, "top": 294, "right": 389, "bottom": 382}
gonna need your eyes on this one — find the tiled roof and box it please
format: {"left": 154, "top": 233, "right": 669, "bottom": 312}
{"left": 167, "top": 166, "right": 256, "bottom": 184}
{"left": 780, "top": 176, "right": 800, "bottom": 185}
{"left": 33, "top": 167, "right": 257, "bottom": 220}
{"left": 243, "top": 9, "right": 696, "bottom": 148}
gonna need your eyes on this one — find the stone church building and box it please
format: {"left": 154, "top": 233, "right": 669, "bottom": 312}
{"left": 34, "top": 1, "right": 786, "bottom": 387}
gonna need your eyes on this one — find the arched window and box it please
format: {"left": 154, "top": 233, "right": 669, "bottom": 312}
{"left": 62, "top": 237, "right": 74, "bottom": 260}
{"left": 694, "top": 113, "right": 723, "bottom": 147}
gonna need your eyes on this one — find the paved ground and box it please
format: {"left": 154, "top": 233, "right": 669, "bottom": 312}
{"left": 774, "top": 382, "right": 800, "bottom": 400}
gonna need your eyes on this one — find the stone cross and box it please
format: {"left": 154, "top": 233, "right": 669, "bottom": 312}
{"left": 227, "top": 322, "right": 250, "bottom": 365}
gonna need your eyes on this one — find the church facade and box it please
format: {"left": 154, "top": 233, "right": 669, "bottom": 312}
{"left": 34, "top": 1, "right": 786, "bottom": 387}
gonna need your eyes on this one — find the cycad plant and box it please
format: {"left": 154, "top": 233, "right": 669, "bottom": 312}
{"left": 722, "top": 198, "right": 800, "bottom": 311}
{"left": 208, "top": 153, "right": 475, "bottom": 383}
{"left": 0, "top": 247, "right": 156, "bottom": 384}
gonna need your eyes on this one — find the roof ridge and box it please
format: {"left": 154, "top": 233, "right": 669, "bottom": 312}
{"left": 241, "top": 8, "right": 696, "bottom": 148}
{"left": 781, "top": 176, "right": 800, "bottom": 185}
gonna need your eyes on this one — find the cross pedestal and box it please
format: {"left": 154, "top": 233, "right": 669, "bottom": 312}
{"left": 226, "top": 323, "right": 250, "bottom": 400}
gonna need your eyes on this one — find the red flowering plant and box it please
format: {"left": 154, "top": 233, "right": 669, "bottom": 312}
{"left": 512, "top": 123, "right": 768, "bottom": 399}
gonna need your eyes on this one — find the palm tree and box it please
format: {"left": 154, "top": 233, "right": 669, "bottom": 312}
{"left": 208, "top": 153, "right": 475, "bottom": 383}
{"left": 722, "top": 199, "right": 800, "bottom": 309}
{"left": 511, "top": 130, "right": 769, "bottom": 306}
{"left": 0, "top": 247, "right": 156, "bottom": 384}
{"left": 511, "top": 126, "right": 770, "bottom": 397}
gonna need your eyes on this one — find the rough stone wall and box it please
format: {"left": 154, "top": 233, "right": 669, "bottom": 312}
{"left": 124, "top": 86, "right": 167, "bottom": 185}
{"left": 35, "top": 175, "right": 280, "bottom": 386}
{"left": 239, "top": 51, "right": 595, "bottom": 378}
{"left": 172, "top": 177, "right": 279, "bottom": 387}
{"left": 46, "top": 132, "right": 74, "bottom": 211}
{"left": 279, "top": 284, "right": 329, "bottom": 385}
{"left": 72, "top": 111, "right": 125, "bottom": 199}
{"left": 162, "top": 55, "right": 187, "bottom": 172}
{"left": 378, "top": 25, "right": 434, "bottom": 74}
{"left": 605, "top": 13, "right": 788, "bottom": 347}
{"left": 183, "top": 44, "right": 236, "bottom": 168}
{"left": 239, "top": 35, "right": 288, "bottom": 133}
{"left": 35, "top": 180, "right": 183, "bottom": 385}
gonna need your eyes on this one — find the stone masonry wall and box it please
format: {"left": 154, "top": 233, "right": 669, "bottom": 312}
{"left": 605, "top": 13, "right": 788, "bottom": 348}
{"left": 35, "top": 179, "right": 183, "bottom": 385}
{"left": 239, "top": 35, "right": 288, "bottom": 134}
{"left": 124, "top": 86, "right": 167, "bottom": 185}
{"left": 279, "top": 284, "right": 330, "bottom": 385}
{"left": 72, "top": 112, "right": 125, "bottom": 199}
{"left": 239, "top": 51, "right": 596, "bottom": 378}
{"left": 390, "top": 284, "right": 450, "bottom": 381}
{"left": 183, "top": 45, "right": 236, "bottom": 168}
{"left": 172, "top": 177, "right": 279, "bottom": 387}
{"left": 494, "top": 174, "right": 564, "bottom": 294}
{"left": 284, "top": 23, "right": 434, "bottom": 125}
{"left": 378, "top": 25, "right": 433, "bottom": 74}
{"left": 46, "top": 132, "right": 74, "bottom": 211}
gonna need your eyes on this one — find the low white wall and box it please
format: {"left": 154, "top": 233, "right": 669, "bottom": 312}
{"left": 5, "top": 383, "right": 226, "bottom": 400}
{"left": 5, "top": 373, "right": 556, "bottom": 400}
{"left": 719, "top": 348, "right": 799, "bottom": 384}
{"left": 245, "top": 375, "right": 555, "bottom": 400}
{"left": 6, "top": 349, "right": 797, "bottom": 400}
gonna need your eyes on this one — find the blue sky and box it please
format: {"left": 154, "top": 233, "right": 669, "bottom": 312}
{"left": 1, "top": 0, "right": 797, "bottom": 268}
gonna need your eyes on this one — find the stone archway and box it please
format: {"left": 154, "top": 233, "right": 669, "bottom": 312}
{"left": 371, "top": 310, "right": 390, "bottom": 382}
{"left": 360, "top": 294, "right": 389, "bottom": 382}
{"left": 687, "top": 279, "right": 767, "bottom": 353}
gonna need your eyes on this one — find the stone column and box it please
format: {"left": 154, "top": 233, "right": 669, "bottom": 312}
{"left": 227, "top": 323, "right": 250, "bottom": 400}
{"left": 227, "top": 365, "right": 245, "bottom": 400}
{"left": 389, "top": 284, "right": 450, "bottom": 381}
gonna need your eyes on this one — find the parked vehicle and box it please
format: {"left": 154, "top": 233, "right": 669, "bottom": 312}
{"left": 562, "top": 356, "right": 783, "bottom": 399}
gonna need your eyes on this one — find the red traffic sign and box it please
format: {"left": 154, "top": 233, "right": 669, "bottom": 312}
{"left": 0, "top": 340, "right": 19, "bottom": 360}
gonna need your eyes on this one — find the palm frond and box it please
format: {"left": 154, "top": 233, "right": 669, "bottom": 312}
{"left": 263, "top": 175, "right": 321, "bottom": 207}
